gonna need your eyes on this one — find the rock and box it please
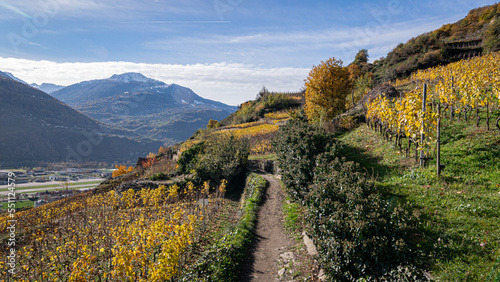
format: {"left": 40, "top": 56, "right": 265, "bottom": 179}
{"left": 302, "top": 231, "right": 319, "bottom": 256}
{"left": 280, "top": 252, "right": 295, "bottom": 261}
{"left": 278, "top": 267, "right": 287, "bottom": 277}
{"left": 318, "top": 269, "right": 327, "bottom": 281}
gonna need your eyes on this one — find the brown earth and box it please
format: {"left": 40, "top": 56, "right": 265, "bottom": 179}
{"left": 239, "top": 174, "right": 295, "bottom": 281}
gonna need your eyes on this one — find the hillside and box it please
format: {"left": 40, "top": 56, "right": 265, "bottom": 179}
{"left": 2, "top": 71, "right": 500, "bottom": 279}
{"left": 0, "top": 77, "right": 162, "bottom": 167}
{"left": 369, "top": 3, "right": 500, "bottom": 82}
{"left": 51, "top": 73, "right": 237, "bottom": 143}
{"left": 2, "top": 3, "right": 500, "bottom": 281}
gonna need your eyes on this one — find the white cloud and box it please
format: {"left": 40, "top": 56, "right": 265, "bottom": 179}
{"left": 0, "top": 57, "right": 308, "bottom": 105}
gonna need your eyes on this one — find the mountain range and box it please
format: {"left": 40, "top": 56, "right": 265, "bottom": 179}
{"left": 50, "top": 73, "right": 237, "bottom": 143}
{"left": 0, "top": 71, "right": 237, "bottom": 166}
{"left": 30, "top": 83, "right": 65, "bottom": 94}
{"left": 0, "top": 76, "right": 163, "bottom": 167}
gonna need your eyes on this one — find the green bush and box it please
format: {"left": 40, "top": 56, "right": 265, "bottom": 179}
{"left": 177, "top": 142, "right": 205, "bottom": 174}
{"left": 177, "top": 134, "right": 249, "bottom": 184}
{"left": 148, "top": 172, "right": 170, "bottom": 181}
{"left": 272, "top": 118, "right": 339, "bottom": 203}
{"left": 195, "top": 134, "right": 249, "bottom": 183}
{"left": 273, "top": 118, "right": 425, "bottom": 280}
{"left": 181, "top": 173, "right": 267, "bottom": 281}
{"left": 309, "top": 155, "right": 423, "bottom": 280}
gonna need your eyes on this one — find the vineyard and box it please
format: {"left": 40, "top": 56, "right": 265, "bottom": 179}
{"left": 366, "top": 51, "right": 500, "bottom": 170}
{"left": 180, "top": 110, "right": 291, "bottom": 157}
{"left": 0, "top": 180, "right": 229, "bottom": 281}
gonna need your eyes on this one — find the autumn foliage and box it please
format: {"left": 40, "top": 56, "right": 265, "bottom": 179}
{"left": 304, "top": 57, "right": 353, "bottom": 125}
{"left": 112, "top": 165, "right": 134, "bottom": 178}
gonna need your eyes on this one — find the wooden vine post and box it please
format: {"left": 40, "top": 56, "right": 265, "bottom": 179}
{"left": 437, "top": 100, "right": 442, "bottom": 178}
{"left": 420, "top": 84, "right": 427, "bottom": 167}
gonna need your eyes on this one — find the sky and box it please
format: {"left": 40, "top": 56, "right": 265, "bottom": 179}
{"left": 0, "top": 0, "right": 498, "bottom": 105}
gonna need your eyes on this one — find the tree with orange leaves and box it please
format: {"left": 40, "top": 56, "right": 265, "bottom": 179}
{"left": 304, "top": 57, "right": 353, "bottom": 125}
{"left": 112, "top": 165, "right": 134, "bottom": 178}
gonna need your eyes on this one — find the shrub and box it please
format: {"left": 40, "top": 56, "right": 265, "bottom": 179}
{"left": 272, "top": 118, "right": 339, "bottom": 202}
{"left": 195, "top": 134, "right": 249, "bottom": 183}
{"left": 308, "top": 156, "right": 423, "bottom": 280}
{"left": 274, "top": 118, "right": 425, "bottom": 280}
{"left": 177, "top": 142, "right": 204, "bottom": 174}
{"left": 149, "top": 172, "right": 170, "bottom": 181}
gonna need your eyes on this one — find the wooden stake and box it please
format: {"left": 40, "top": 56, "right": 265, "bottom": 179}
{"left": 437, "top": 101, "right": 442, "bottom": 178}
{"left": 420, "top": 84, "right": 427, "bottom": 167}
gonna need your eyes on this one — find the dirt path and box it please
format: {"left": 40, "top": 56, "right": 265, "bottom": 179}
{"left": 240, "top": 174, "right": 295, "bottom": 281}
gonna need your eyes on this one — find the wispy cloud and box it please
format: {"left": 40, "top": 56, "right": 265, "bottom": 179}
{"left": 0, "top": 0, "right": 216, "bottom": 20}
{"left": 0, "top": 57, "right": 309, "bottom": 105}
{"left": 0, "top": 0, "right": 31, "bottom": 18}
{"left": 142, "top": 14, "right": 456, "bottom": 66}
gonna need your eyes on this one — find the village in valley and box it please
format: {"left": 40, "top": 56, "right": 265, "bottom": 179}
{"left": 0, "top": 167, "right": 110, "bottom": 209}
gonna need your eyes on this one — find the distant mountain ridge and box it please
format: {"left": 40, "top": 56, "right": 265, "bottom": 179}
{"left": 0, "top": 71, "right": 27, "bottom": 84}
{"left": 0, "top": 76, "right": 162, "bottom": 167}
{"left": 51, "top": 73, "right": 237, "bottom": 143}
{"left": 30, "top": 83, "right": 65, "bottom": 94}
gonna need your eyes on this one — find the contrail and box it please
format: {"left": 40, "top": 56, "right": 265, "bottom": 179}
{"left": 0, "top": 0, "right": 31, "bottom": 19}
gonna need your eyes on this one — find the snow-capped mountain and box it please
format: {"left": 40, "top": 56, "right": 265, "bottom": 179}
{"left": 50, "top": 73, "right": 237, "bottom": 143}
{"left": 109, "top": 72, "right": 161, "bottom": 84}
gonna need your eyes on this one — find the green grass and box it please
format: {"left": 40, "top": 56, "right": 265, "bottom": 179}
{"left": 181, "top": 173, "right": 268, "bottom": 281}
{"left": 248, "top": 153, "right": 277, "bottom": 161}
{"left": 338, "top": 119, "right": 500, "bottom": 281}
{"left": 282, "top": 197, "right": 302, "bottom": 233}
{"left": 1, "top": 201, "right": 34, "bottom": 209}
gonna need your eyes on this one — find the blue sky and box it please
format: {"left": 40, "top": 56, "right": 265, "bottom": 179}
{"left": 0, "top": 0, "right": 498, "bottom": 105}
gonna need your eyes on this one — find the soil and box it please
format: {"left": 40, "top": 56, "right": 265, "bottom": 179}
{"left": 240, "top": 174, "right": 295, "bottom": 281}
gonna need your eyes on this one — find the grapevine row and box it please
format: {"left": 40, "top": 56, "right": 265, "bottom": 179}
{"left": 366, "top": 52, "right": 500, "bottom": 164}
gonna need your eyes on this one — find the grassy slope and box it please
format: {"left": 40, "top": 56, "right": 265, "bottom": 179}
{"left": 338, "top": 119, "right": 500, "bottom": 281}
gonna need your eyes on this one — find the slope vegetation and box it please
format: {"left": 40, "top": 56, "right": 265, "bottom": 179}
{"left": 369, "top": 3, "right": 500, "bottom": 82}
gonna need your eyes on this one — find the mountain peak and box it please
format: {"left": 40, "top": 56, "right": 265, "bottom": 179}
{"left": 108, "top": 72, "right": 156, "bottom": 83}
